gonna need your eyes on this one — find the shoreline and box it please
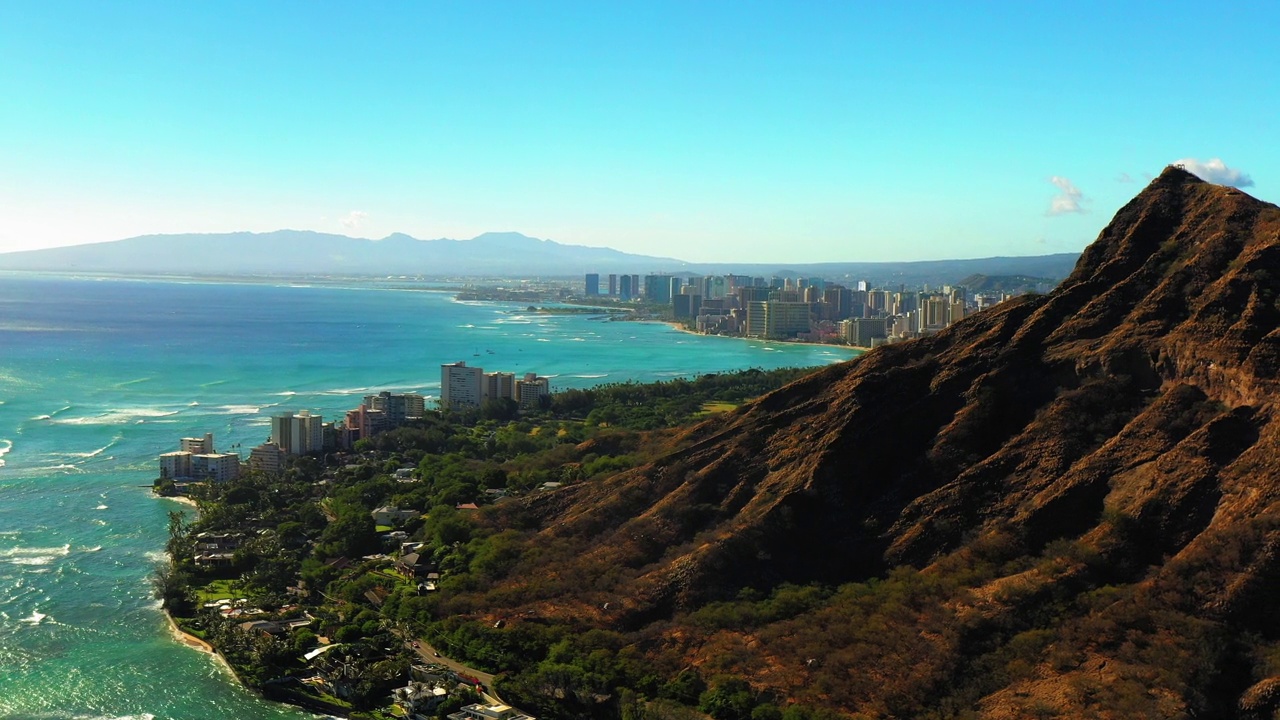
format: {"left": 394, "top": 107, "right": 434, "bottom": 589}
{"left": 165, "top": 609, "right": 333, "bottom": 716}
{"left": 165, "top": 612, "right": 216, "bottom": 655}
{"left": 653, "top": 319, "right": 872, "bottom": 354}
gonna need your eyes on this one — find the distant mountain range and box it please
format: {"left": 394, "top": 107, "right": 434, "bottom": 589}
{"left": 0, "top": 230, "right": 1080, "bottom": 287}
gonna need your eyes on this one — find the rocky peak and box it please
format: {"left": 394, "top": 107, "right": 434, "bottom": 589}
{"left": 459, "top": 167, "right": 1280, "bottom": 718}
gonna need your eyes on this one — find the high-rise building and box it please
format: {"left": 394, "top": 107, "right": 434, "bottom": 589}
{"left": 673, "top": 293, "right": 702, "bottom": 320}
{"left": 483, "top": 371, "right": 516, "bottom": 403}
{"left": 707, "top": 276, "right": 727, "bottom": 299}
{"left": 270, "top": 410, "right": 324, "bottom": 455}
{"left": 159, "top": 449, "right": 240, "bottom": 481}
{"left": 922, "top": 294, "right": 949, "bottom": 329}
{"left": 515, "top": 373, "right": 550, "bottom": 413}
{"left": 441, "top": 361, "right": 484, "bottom": 410}
{"left": 608, "top": 274, "right": 618, "bottom": 296}
{"left": 765, "top": 301, "right": 812, "bottom": 339}
{"left": 669, "top": 276, "right": 683, "bottom": 299}
{"left": 249, "top": 442, "right": 286, "bottom": 476}
{"left": 867, "top": 290, "right": 889, "bottom": 315}
{"left": 179, "top": 433, "right": 215, "bottom": 455}
{"left": 346, "top": 405, "right": 387, "bottom": 440}
{"left": 159, "top": 431, "right": 239, "bottom": 481}
{"left": 847, "top": 318, "right": 889, "bottom": 347}
{"left": 746, "top": 300, "right": 811, "bottom": 339}
{"left": 159, "top": 451, "right": 192, "bottom": 479}
{"left": 823, "top": 286, "right": 852, "bottom": 321}
{"left": 738, "top": 286, "right": 770, "bottom": 306}
{"left": 619, "top": 275, "right": 633, "bottom": 301}
{"left": 585, "top": 273, "right": 599, "bottom": 296}
{"left": 363, "top": 391, "right": 424, "bottom": 423}
{"left": 746, "top": 301, "right": 768, "bottom": 337}
{"left": 644, "top": 275, "right": 672, "bottom": 303}
{"left": 192, "top": 453, "right": 241, "bottom": 482}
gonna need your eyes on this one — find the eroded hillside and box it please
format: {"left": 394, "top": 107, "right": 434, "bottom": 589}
{"left": 435, "top": 167, "right": 1280, "bottom": 719}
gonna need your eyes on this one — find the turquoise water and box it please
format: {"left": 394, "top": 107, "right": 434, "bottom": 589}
{"left": 0, "top": 273, "right": 856, "bottom": 719}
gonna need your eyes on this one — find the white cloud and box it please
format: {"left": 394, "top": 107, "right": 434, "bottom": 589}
{"left": 1046, "top": 176, "right": 1086, "bottom": 216}
{"left": 339, "top": 210, "right": 369, "bottom": 230}
{"left": 1172, "top": 158, "right": 1254, "bottom": 188}
{"left": 1116, "top": 172, "right": 1134, "bottom": 183}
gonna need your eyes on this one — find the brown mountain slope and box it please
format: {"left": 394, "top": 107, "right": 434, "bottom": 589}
{"left": 445, "top": 167, "right": 1280, "bottom": 718}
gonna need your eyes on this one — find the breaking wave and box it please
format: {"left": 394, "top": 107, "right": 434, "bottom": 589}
{"left": 0, "top": 544, "right": 71, "bottom": 566}
{"left": 67, "top": 436, "right": 122, "bottom": 459}
{"left": 20, "top": 609, "right": 47, "bottom": 625}
{"left": 53, "top": 407, "right": 181, "bottom": 426}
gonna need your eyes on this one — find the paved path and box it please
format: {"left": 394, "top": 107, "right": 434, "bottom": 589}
{"left": 410, "top": 637, "right": 505, "bottom": 705}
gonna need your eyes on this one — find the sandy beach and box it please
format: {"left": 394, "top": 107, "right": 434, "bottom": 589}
{"left": 166, "top": 614, "right": 214, "bottom": 654}
{"left": 653, "top": 319, "right": 871, "bottom": 353}
{"left": 162, "top": 494, "right": 199, "bottom": 508}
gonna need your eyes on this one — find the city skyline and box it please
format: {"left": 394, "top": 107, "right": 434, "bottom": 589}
{"left": 1, "top": 2, "right": 1275, "bottom": 262}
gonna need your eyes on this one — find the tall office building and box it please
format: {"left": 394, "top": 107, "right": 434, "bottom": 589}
{"left": 631, "top": 275, "right": 640, "bottom": 299}
{"left": 608, "top": 274, "right": 618, "bottom": 296}
{"left": 673, "top": 293, "right": 702, "bottom": 320}
{"left": 644, "top": 274, "right": 672, "bottom": 303}
{"left": 270, "top": 410, "right": 324, "bottom": 455}
{"left": 619, "top": 275, "right": 633, "bottom": 301}
{"left": 585, "top": 273, "right": 599, "bottom": 296}
{"left": 440, "top": 361, "right": 484, "bottom": 410}
{"left": 707, "top": 276, "right": 727, "bottom": 299}
{"left": 738, "top": 285, "right": 770, "bottom": 306}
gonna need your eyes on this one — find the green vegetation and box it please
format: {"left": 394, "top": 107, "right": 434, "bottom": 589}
{"left": 696, "top": 401, "right": 740, "bottom": 416}
{"left": 154, "top": 366, "right": 821, "bottom": 718}
{"left": 194, "top": 579, "right": 238, "bottom": 603}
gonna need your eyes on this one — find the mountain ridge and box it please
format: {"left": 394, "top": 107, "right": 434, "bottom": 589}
{"left": 0, "top": 229, "right": 1080, "bottom": 286}
{"left": 437, "top": 167, "right": 1280, "bottom": 718}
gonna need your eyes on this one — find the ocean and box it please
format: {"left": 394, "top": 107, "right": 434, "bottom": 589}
{"left": 0, "top": 273, "right": 856, "bottom": 719}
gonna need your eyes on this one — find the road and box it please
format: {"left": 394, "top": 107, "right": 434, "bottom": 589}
{"left": 410, "top": 637, "right": 506, "bottom": 706}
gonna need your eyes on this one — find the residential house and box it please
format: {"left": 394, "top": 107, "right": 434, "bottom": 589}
{"left": 448, "top": 703, "right": 536, "bottom": 720}
{"left": 372, "top": 505, "right": 420, "bottom": 526}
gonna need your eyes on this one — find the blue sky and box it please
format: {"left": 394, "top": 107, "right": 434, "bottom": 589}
{"left": 0, "top": 1, "right": 1275, "bottom": 262}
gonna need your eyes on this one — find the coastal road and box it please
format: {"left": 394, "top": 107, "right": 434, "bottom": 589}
{"left": 410, "top": 638, "right": 505, "bottom": 705}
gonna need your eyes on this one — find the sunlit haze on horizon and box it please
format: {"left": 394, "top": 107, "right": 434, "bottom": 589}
{"left": 0, "top": 2, "right": 1275, "bottom": 263}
